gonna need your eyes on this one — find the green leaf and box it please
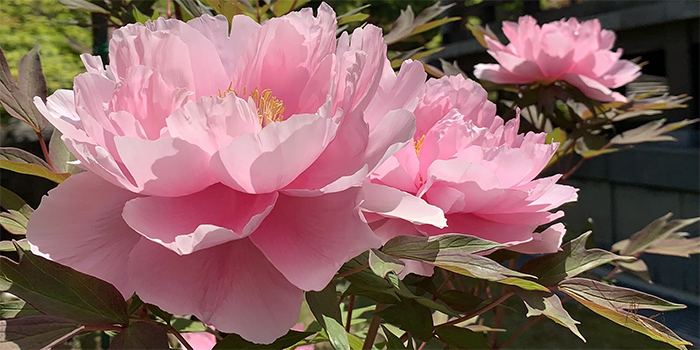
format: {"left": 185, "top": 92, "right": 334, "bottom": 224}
{"left": 0, "top": 292, "right": 41, "bottom": 318}
{"left": 381, "top": 325, "right": 409, "bottom": 350}
{"left": 409, "top": 17, "right": 460, "bottom": 38}
{"left": 306, "top": 283, "right": 349, "bottom": 350}
{"left": 515, "top": 290, "right": 584, "bottom": 342}
{"left": 173, "top": 0, "right": 207, "bottom": 17}
{"left": 58, "top": 0, "right": 110, "bottom": 14}
{"left": 341, "top": 258, "right": 401, "bottom": 304}
{"left": 0, "top": 147, "right": 70, "bottom": 183}
{"left": 0, "top": 315, "right": 82, "bottom": 350}
{"left": 146, "top": 303, "right": 172, "bottom": 323}
{"left": 338, "top": 13, "right": 369, "bottom": 25}
{"left": 0, "top": 47, "right": 44, "bottom": 132}
{"left": 110, "top": 321, "right": 169, "bottom": 349}
{"left": 519, "top": 231, "right": 636, "bottom": 285}
{"left": 0, "top": 187, "right": 28, "bottom": 212}
{"left": 546, "top": 128, "right": 567, "bottom": 145}
{"left": 369, "top": 249, "right": 405, "bottom": 278}
{"left": 271, "top": 0, "right": 310, "bottom": 17}
{"left": 378, "top": 300, "right": 433, "bottom": 342}
{"left": 436, "top": 290, "right": 483, "bottom": 313}
{"left": 434, "top": 326, "right": 488, "bottom": 350}
{"left": 558, "top": 279, "right": 691, "bottom": 350}
{"left": 466, "top": 23, "right": 498, "bottom": 48}
{"left": 619, "top": 213, "right": 700, "bottom": 257}
{"left": 382, "top": 234, "right": 504, "bottom": 258}
{"left": 17, "top": 41, "right": 47, "bottom": 110}
{"left": 213, "top": 330, "right": 314, "bottom": 349}
{"left": 0, "top": 243, "right": 129, "bottom": 325}
{"left": 0, "top": 210, "right": 30, "bottom": 235}
{"left": 0, "top": 239, "right": 30, "bottom": 251}
{"left": 610, "top": 119, "right": 698, "bottom": 145}
{"left": 171, "top": 317, "right": 209, "bottom": 333}
{"left": 383, "top": 1, "right": 454, "bottom": 45}
{"left": 557, "top": 278, "right": 686, "bottom": 313}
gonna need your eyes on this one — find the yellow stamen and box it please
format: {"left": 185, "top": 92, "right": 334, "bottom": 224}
{"left": 414, "top": 135, "right": 425, "bottom": 157}
{"left": 217, "top": 83, "right": 286, "bottom": 126}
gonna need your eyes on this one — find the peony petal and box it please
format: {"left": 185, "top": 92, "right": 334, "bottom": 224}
{"left": 114, "top": 136, "right": 217, "bottom": 196}
{"left": 474, "top": 64, "right": 535, "bottom": 84}
{"left": 562, "top": 73, "right": 626, "bottom": 102}
{"left": 26, "top": 172, "right": 141, "bottom": 297}
{"left": 122, "top": 184, "right": 278, "bottom": 255}
{"left": 361, "top": 182, "right": 446, "bottom": 227}
{"left": 128, "top": 238, "right": 303, "bottom": 344}
{"left": 509, "top": 223, "right": 566, "bottom": 254}
{"left": 423, "top": 213, "right": 536, "bottom": 247}
{"left": 250, "top": 188, "right": 381, "bottom": 291}
{"left": 212, "top": 113, "right": 339, "bottom": 194}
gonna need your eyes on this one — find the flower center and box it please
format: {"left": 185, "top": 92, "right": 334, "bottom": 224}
{"left": 414, "top": 135, "right": 425, "bottom": 157}
{"left": 218, "top": 83, "right": 286, "bottom": 126}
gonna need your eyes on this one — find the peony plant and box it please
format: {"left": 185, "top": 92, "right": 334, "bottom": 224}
{"left": 0, "top": 2, "right": 697, "bottom": 350}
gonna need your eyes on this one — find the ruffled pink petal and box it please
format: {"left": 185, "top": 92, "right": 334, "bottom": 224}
{"left": 509, "top": 223, "right": 566, "bottom": 254}
{"left": 121, "top": 184, "right": 278, "bottom": 255}
{"left": 211, "top": 113, "right": 339, "bottom": 194}
{"left": 27, "top": 172, "right": 141, "bottom": 297}
{"left": 128, "top": 238, "right": 303, "bottom": 344}
{"left": 166, "top": 94, "right": 261, "bottom": 155}
{"left": 369, "top": 146, "right": 420, "bottom": 194}
{"left": 361, "top": 182, "right": 446, "bottom": 227}
{"left": 363, "top": 60, "right": 426, "bottom": 130}
{"left": 364, "top": 109, "right": 416, "bottom": 174}
{"left": 186, "top": 14, "right": 260, "bottom": 78}
{"left": 250, "top": 188, "right": 381, "bottom": 291}
{"left": 474, "top": 64, "right": 535, "bottom": 84}
{"left": 562, "top": 73, "right": 626, "bottom": 102}
{"left": 490, "top": 49, "right": 545, "bottom": 80}
{"left": 599, "top": 59, "right": 641, "bottom": 88}
{"left": 181, "top": 331, "right": 216, "bottom": 350}
{"left": 536, "top": 30, "right": 575, "bottom": 78}
{"left": 114, "top": 136, "right": 217, "bottom": 196}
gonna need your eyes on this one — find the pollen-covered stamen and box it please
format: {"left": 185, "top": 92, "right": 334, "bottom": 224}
{"left": 250, "top": 88, "right": 285, "bottom": 126}
{"left": 414, "top": 135, "right": 425, "bottom": 157}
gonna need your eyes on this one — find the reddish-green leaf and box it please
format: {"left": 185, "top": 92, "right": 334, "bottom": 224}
{"left": 0, "top": 243, "right": 129, "bottom": 325}
{"left": 557, "top": 278, "right": 685, "bottom": 312}
{"left": 0, "top": 315, "right": 82, "bottom": 350}
{"left": 618, "top": 213, "right": 700, "bottom": 256}
{"left": 0, "top": 147, "right": 70, "bottom": 183}
{"left": 110, "top": 321, "right": 168, "bottom": 349}
{"left": 516, "top": 290, "right": 584, "bottom": 341}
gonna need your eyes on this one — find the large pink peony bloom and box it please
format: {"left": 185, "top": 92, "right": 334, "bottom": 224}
{"left": 363, "top": 75, "right": 578, "bottom": 276}
{"left": 474, "top": 16, "right": 640, "bottom": 102}
{"left": 28, "top": 4, "right": 426, "bottom": 343}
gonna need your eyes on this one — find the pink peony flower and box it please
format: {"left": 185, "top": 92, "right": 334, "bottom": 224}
{"left": 474, "top": 16, "right": 640, "bottom": 102}
{"left": 28, "top": 4, "right": 426, "bottom": 343}
{"left": 363, "top": 75, "right": 578, "bottom": 276}
{"left": 181, "top": 330, "right": 217, "bottom": 350}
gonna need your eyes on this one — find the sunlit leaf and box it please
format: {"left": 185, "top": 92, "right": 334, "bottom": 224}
{"left": 338, "top": 13, "right": 369, "bottom": 25}
{"left": 410, "top": 17, "right": 460, "bottom": 38}
{"left": 466, "top": 23, "right": 498, "bottom": 48}
{"left": 0, "top": 243, "right": 129, "bottom": 325}
{"left": 0, "top": 47, "right": 45, "bottom": 132}
{"left": 0, "top": 315, "right": 82, "bottom": 350}
{"left": 516, "top": 290, "right": 584, "bottom": 341}
{"left": 0, "top": 239, "right": 29, "bottom": 252}
{"left": 618, "top": 213, "right": 700, "bottom": 256}
{"left": 558, "top": 279, "right": 691, "bottom": 350}
{"left": 110, "top": 321, "right": 168, "bottom": 350}
{"left": 174, "top": 0, "right": 208, "bottom": 17}
{"left": 558, "top": 278, "right": 685, "bottom": 312}
{"left": 48, "top": 130, "right": 82, "bottom": 175}
{"left": 434, "top": 325, "right": 488, "bottom": 349}
{"left": 213, "top": 330, "right": 314, "bottom": 349}
{"left": 58, "top": 0, "right": 110, "bottom": 14}
{"left": 306, "top": 283, "right": 349, "bottom": 350}
{"left": 615, "top": 259, "right": 651, "bottom": 282}
{"left": 519, "top": 231, "right": 636, "bottom": 285}
{"left": 383, "top": 234, "right": 503, "bottom": 257}
{"left": 0, "top": 147, "right": 70, "bottom": 183}
{"left": 171, "top": 317, "right": 209, "bottom": 333}
{"left": 383, "top": 1, "right": 454, "bottom": 45}
{"left": 0, "top": 187, "right": 27, "bottom": 212}
{"left": 0, "top": 209, "right": 30, "bottom": 235}
{"left": 17, "top": 41, "right": 48, "bottom": 105}
{"left": 271, "top": 0, "right": 310, "bottom": 17}
{"left": 202, "top": 0, "right": 247, "bottom": 22}
{"left": 369, "top": 249, "right": 404, "bottom": 278}
{"left": 0, "top": 292, "right": 41, "bottom": 318}
{"left": 381, "top": 325, "right": 409, "bottom": 350}
{"left": 439, "top": 58, "right": 467, "bottom": 78}
{"left": 610, "top": 119, "right": 698, "bottom": 145}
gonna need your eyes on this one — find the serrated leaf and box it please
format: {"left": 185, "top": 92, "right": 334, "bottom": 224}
{"left": 378, "top": 300, "right": 433, "bottom": 341}
{"left": 519, "top": 231, "right": 636, "bottom": 285}
{"left": 610, "top": 119, "right": 698, "bottom": 145}
{"left": 434, "top": 325, "right": 488, "bottom": 349}
{"left": 557, "top": 278, "right": 685, "bottom": 312}
{"left": 369, "top": 249, "right": 405, "bottom": 278}
{"left": 306, "top": 283, "right": 349, "bottom": 350}
{"left": 213, "top": 330, "right": 314, "bottom": 349}
{"left": 110, "top": 321, "right": 168, "bottom": 349}
{"left": 516, "top": 290, "right": 584, "bottom": 341}
{"left": 619, "top": 213, "right": 700, "bottom": 256}
{"left": 0, "top": 147, "right": 70, "bottom": 183}
{"left": 558, "top": 279, "right": 691, "bottom": 350}
{"left": 58, "top": 0, "right": 110, "bottom": 14}
{"left": 0, "top": 292, "right": 41, "bottom": 318}
{"left": 0, "top": 315, "right": 82, "bottom": 350}
{"left": 0, "top": 244, "right": 129, "bottom": 325}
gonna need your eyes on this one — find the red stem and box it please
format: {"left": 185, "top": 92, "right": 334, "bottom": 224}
{"left": 36, "top": 131, "right": 56, "bottom": 172}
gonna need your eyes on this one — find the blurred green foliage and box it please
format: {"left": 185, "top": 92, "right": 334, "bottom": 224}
{"left": 0, "top": 0, "right": 92, "bottom": 93}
